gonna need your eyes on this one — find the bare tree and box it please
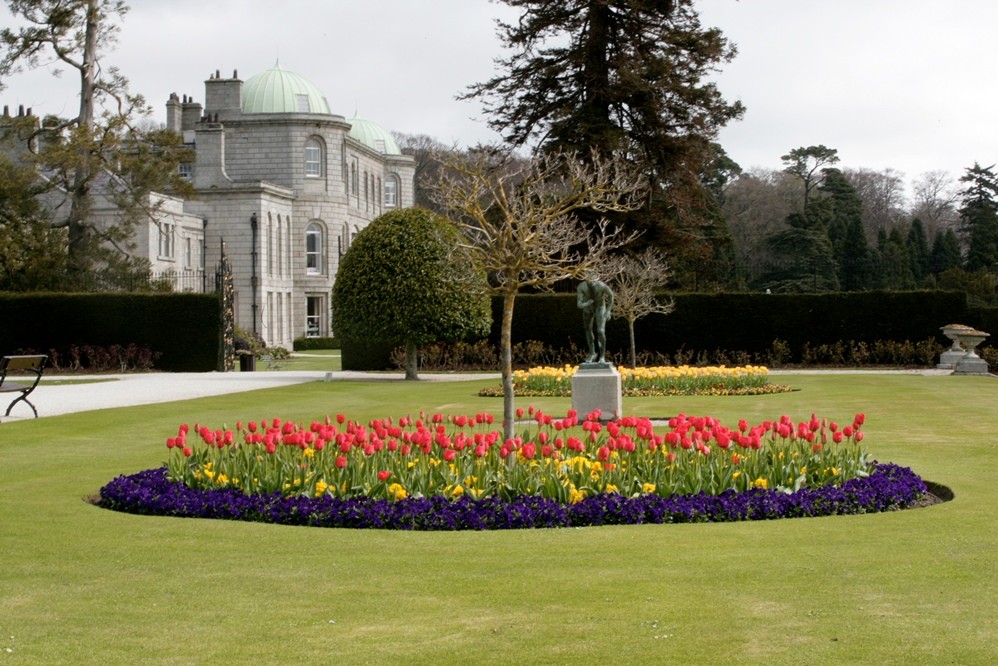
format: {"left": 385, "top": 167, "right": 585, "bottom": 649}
{"left": 844, "top": 167, "right": 907, "bottom": 238}
{"left": 910, "top": 170, "right": 960, "bottom": 237}
{"left": 0, "top": 0, "right": 192, "bottom": 282}
{"left": 602, "top": 248, "right": 674, "bottom": 368}
{"left": 430, "top": 149, "right": 645, "bottom": 440}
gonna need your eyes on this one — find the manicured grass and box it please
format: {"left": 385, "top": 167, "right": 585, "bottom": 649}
{"left": 0, "top": 374, "right": 995, "bottom": 664}
{"left": 238, "top": 349, "right": 343, "bottom": 373}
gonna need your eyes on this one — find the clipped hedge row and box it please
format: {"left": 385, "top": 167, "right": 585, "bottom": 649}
{"left": 344, "top": 290, "right": 974, "bottom": 370}
{"left": 0, "top": 293, "right": 220, "bottom": 372}
{"left": 293, "top": 336, "right": 341, "bottom": 351}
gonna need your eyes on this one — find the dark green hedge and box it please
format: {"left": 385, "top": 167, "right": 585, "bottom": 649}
{"left": 342, "top": 290, "right": 973, "bottom": 369}
{"left": 293, "top": 336, "right": 341, "bottom": 351}
{"left": 0, "top": 293, "right": 220, "bottom": 372}
{"left": 497, "top": 291, "right": 970, "bottom": 362}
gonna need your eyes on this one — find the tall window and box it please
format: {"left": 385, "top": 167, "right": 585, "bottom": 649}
{"left": 158, "top": 222, "right": 175, "bottom": 258}
{"left": 384, "top": 176, "right": 398, "bottom": 208}
{"left": 304, "top": 138, "right": 322, "bottom": 177}
{"left": 306, "top": 295, "right": 325, "bottom": 337}
{"left": 306, "top": 223, "right": 323, "bottom": 275}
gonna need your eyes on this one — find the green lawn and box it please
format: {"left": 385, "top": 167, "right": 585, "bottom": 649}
{"left": 0, "top": 374, "right": 994, "bottom": 664}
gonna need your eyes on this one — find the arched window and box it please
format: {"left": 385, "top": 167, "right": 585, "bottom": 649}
{"left": 304, "top": 138, "right": 322, "bottom": 177}
{"left": 306, "top": 222, "right": 323, "bottom": 275}
{"left": 384, "top": 175, "right": 399, "bottom": 208}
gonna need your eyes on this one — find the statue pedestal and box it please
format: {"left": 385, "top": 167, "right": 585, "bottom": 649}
{"left": 571, "top": 363, "right": 622, "bottom": 421}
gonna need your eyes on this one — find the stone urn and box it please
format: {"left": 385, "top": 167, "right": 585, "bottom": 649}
{"left": 953, "top": 329, "right": 990, "bottom": 375}
{"left": 938, "top": 324, "right": 975, "bottom": 369}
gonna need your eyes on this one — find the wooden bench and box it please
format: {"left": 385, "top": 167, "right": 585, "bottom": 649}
{"left": 0, "top": 355, "right": 48, "bottom": 418}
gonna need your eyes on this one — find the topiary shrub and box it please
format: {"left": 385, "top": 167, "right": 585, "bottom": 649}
{"left": 332, "top": 208, "right": 491, "bottom": 378}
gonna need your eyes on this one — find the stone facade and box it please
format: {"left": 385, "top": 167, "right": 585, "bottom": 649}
{"left": 1, "top": 63, "right": 415, "bottom": 348}
{"left": 168, "top": 65, "right": 415, "bottom": 347}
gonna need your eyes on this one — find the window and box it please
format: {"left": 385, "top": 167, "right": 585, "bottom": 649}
{"left": 350, "top": 158, "right": 359, "bottom": 196}
{"left": 304, "top": 138, "right": 322, "bottom": 177}
{"left": 384, "top": 176, "right": 398, "bottom": 208}
{"left": 306, "top": 223, "right": 323, "bottom": 275}
{"left": 178, "top": 162, "right": 193, "bottom": 179}
{"left": 158, "top": 222, "right": 175, "bottom": 258}
{"left": 374, "top": 139, "right": 386, "bottom": 154}
{"left": 306, "top": 295, "right": 325, "bottom": 337}
{"left": 296, "top": 94, "right": 311, "bottom": 113}
{"left": 183, "top": 237, "right": 192, "bottom": 268}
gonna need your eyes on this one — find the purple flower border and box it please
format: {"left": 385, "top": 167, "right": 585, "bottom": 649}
{"left": 97, "top": 463, "right": 927, "bottom": 531}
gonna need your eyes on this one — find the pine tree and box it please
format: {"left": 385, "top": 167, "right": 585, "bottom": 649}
{"left": 462, "top": 0, "right": 743, "bottom": 285}
{"left": 929, "top": 228, "right": 963, "bottom": 275}
{"left": 958, "top": 163, "right": 998, "bottom": 271}
{"left": 906, "top": 219, "right": 931, "bottom": 282}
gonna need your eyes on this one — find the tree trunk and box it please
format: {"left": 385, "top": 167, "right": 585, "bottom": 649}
{"left": 500, "top": 289, "right": 517, "bottom": 442}
{"left": 404, "top": 340, "right": 419, "bottom": 380}
{"left": 628, "top": 318, "right": 637, "bottom": 369}
{"left": 67, "top": 0, "right": 101, "bottom": 275}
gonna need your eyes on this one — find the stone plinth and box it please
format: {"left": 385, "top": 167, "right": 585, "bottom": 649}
{"left": 571, "top": 363, "right": 622, "bottom": 421}
{"left": 938, "top": 324, "right": 973, "bottom": 369}
{"left": 952, "top": 329, "right": 990, "bottom": 375}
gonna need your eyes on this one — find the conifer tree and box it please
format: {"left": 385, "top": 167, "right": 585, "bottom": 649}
{"left": 958, "top": 163, "right": 998, "bottom": 272}
{"left": 463, "top": 0, "right": 743, "bottom": 282}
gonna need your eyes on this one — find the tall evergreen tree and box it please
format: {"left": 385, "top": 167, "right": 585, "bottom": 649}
{"left": 958, "top": 163, "right": 998, "bottom": 271}
{"left": 906, "top": 218, "right": 931, "bottom": 282}
{"left": 781, "top": 145, "right": 839, "bottom": 208}
{"left": 880, "top": 226, "right": 915, "bottom": 290}
{"left": 929, "top": 228, "right": 963, "bottom": 275}
{"left": 463, "top": 0, "right": 744, "bottom": 285}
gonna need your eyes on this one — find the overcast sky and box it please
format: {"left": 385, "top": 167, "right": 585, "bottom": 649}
{"left": 2, "top": 0, "right": 996, "bottom": 192}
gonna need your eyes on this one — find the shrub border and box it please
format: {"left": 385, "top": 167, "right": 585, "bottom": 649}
{"left": 97, "top": 463, "right": 927, "bottom": 531}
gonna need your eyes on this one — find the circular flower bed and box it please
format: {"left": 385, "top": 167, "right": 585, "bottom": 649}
{"left": 95, "top": 408, "right": 930, "bottom": 530}
{"left": 98, "top": 463, "right": 926, "bottom": 530}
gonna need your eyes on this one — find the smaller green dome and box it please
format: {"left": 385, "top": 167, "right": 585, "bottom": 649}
{"left": 349, "top": 117, "right": 401, "bottom": 155}
{"left": 242, "top": 64, "right": 331, "bottom": 115}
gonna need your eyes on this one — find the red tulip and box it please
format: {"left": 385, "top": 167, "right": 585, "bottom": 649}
{"left": 335, "top": 456, "right": 348, "bottom": 469}
{"left": 377, "top": 470, "right": 391, "bottom": 482}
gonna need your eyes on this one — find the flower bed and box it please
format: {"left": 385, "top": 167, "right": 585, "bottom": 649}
{"left": 98, "top": 463, "right": 927, "bottom": 530}
{"left": 478, "top": 364, "right": 792, "bottom": 398}
{"left": 96, "top": 407, "right": 929, "bottom": 529}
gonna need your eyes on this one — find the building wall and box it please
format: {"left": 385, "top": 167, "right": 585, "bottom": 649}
{"left": 173, "top": 70, "right": 416, "bottom": 347}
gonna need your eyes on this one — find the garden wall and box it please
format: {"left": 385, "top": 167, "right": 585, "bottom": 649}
{"left": 0, "top": 293, "right": 220, "bottom": 372}
{"left": 343, "top": 290, "right": 973, "bottom": 370}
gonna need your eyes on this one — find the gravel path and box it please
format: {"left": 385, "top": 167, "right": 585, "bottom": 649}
{"left": 0, "top": 370, "right": 499, "bottom": 422}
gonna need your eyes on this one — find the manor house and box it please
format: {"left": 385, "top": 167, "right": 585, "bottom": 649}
{"left": 164, "top": 64, "right": 416, "bottom": 347}
{"left": 2, "top": 63, "right": 415, "bottom": 349}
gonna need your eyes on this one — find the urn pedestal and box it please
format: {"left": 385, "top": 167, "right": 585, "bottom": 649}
{"left": 938, "top": 324, "right": 974, "bottom": 369}
{"left": 952, "top": 330, "right": 990, "bottom": 376}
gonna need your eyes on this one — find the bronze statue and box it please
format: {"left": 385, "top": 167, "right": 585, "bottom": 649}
{"left": 577, "top": 274, "right": 614, "bottom": 363}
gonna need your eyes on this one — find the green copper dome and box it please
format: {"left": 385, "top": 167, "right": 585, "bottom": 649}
{"left": 348, "top": 117, "right": 401, "bottom": 155}
{"left": 242, "top": 64, "right": 331, "bottom": 115}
